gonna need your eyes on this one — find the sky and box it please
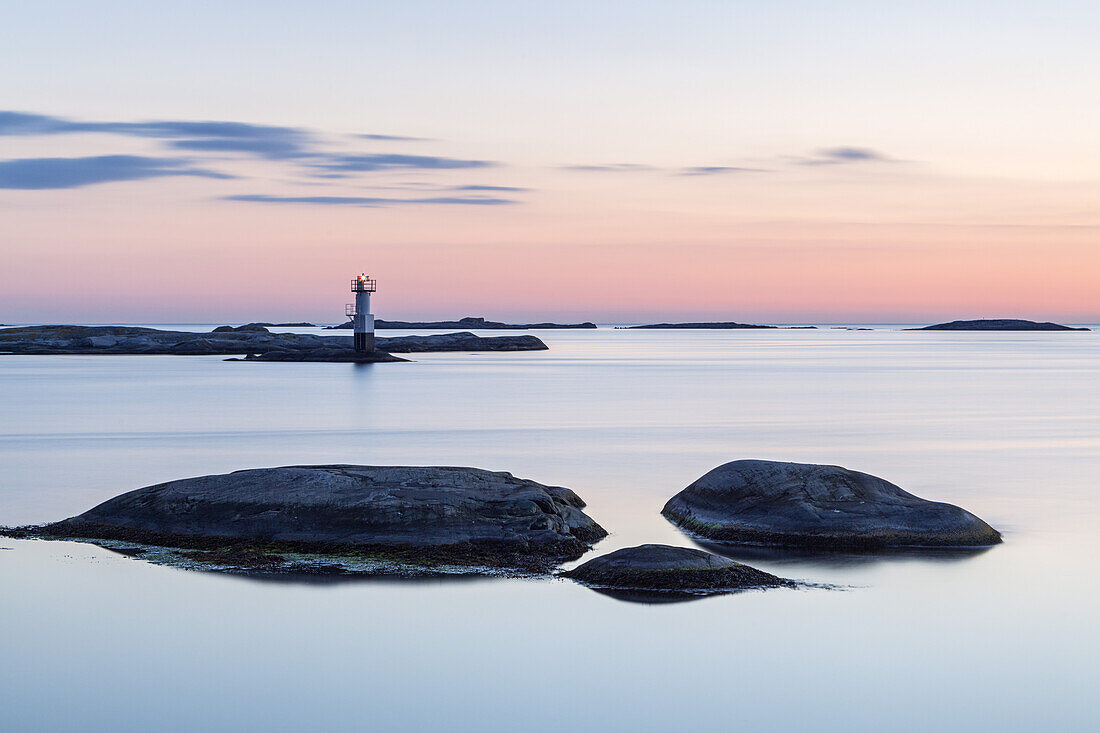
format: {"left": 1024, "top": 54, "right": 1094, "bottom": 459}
{"left": 1, "top": 1, "right": 1098, "bottom": 324}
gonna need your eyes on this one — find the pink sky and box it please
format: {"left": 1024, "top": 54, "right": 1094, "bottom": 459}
{"left": 2, "top": 3, "right": 1098, "bottom": 324}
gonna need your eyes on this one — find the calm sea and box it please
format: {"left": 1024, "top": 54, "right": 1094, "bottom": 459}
{"left": 2, "top": 325, "right": 1099, "bottom": 732}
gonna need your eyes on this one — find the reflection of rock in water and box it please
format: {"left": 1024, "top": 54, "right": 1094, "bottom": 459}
{"left": 586, "top": 587, "right": 724, "bottom": 605}
{"left": 692, "top": 538, "right": 995, "bottom": 569}
{"left": 201, "top": 570, "right": 506, "bottom": 589}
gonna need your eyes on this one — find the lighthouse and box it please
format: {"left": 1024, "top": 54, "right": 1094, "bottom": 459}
{"left": 347, "top": 273, "right": 377, "bottom": 353}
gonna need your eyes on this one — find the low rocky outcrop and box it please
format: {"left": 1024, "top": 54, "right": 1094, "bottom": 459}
{"left": 0, "top": 325, "right": 547, "bottom": 360}
{"left": 663, "top": 460, "right": 1002, "bottom": 549}
{"left": 238, "top": 350, "right": 405, "bottom": 363}
{"left": 20, "top": 465, "right": 607, "bottom": 575}
{"left": 626, "top": 322, "right": 776, "bottom": 329}
{"left": 378, "top": 331, "right": 547, "bottom": 352}
{"left": 212, "top": 324, "right": 270, "bottom": 333}
{"left": 327, "top": 316, "right": 597, "bottom": 330}
{"left": 913, "top": 319, "right": 1088, "bottom": 331}
{"left": 563, "top": 544, "right": 792, "bottom": 594}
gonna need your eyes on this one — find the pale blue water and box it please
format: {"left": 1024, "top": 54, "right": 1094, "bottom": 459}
{"left": 2, "top": 326, "right": 1099, "bottom": 731}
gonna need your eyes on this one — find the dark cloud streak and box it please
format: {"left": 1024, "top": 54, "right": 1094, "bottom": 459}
{"left": 0, "top": 155, "right": 233, "bottom": 189}
{"left": 677, "top": 166, "right": 767, "bottom": 176}
{"left": 357, "top": 133, "right": 432, "bottom": 142}
{"left": 561, "top": 163, "right": 656, "bottom": 172}
{"left": 450, "top": 184, "right": 526, "bottom": 191}
{"left": 0, "top": 112, "right": 315, "bottom": 160}
{"left": 310, "top": 153, "right": 493, "bottom": 174}
{"left": 800, "top": 147, "right": 891, "bottom": 165}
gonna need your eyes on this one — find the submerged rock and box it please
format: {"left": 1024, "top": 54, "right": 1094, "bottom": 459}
{"left": 663, "top": 460, "right": 1001, "bottom": 549}
{"left": 32, "top": 466, "right": 607, "bottom": 575}
{"left": 563, "top": 544, "right": 792, "bottom": 593}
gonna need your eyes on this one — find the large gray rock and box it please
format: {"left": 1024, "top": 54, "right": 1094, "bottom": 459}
{"left": 47, "top": 466, "right": 607, "bottom": 571}
{"left": 663, "top": 460, "right": 1001, "bottom": 549}
{"left": 564, "top": 544, "right": 791, "bottom": 592}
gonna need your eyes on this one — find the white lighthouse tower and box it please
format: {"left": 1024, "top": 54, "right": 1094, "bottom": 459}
{"left": 348, "top": 273, "right": 377, "bottom": 353}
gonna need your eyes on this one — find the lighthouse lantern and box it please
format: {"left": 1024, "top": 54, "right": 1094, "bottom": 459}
{"left": 347, "top": 273, "right": 377, "bottom": 352}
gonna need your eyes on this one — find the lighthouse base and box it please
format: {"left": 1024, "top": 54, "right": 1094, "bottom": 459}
{"left": 354, "top": 332, "right": 375, "bottom": 353}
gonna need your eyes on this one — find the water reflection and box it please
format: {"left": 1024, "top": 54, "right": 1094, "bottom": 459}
{"left": 579, "top": 583, "right": 797, "bottom": 605}
{"left": 584, "top": 586, "right": 723, "bottom": 604}
{"left": 90, "top": 540, "right": 529, "bottom": 587}
{"left": 691, "top": 538, "right": 995, "bottom": 568}
{"left": 3, "top": 328, "right": 1099, "bottom": 732}
{"left": 221, "top": 570, "right": 506, "bottom": 588}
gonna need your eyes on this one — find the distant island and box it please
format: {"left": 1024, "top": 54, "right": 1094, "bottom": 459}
{"left": 0, "top": 325, "right": 547, "bottom": 362}
{"left": 326, "top": 316, "right": 597, "bottom": 330}
{"left": 913, "top": 319, "right": 1089, "bottom": 331}
{"left": 625, "top": 322, "right": 777, "bottom": 329}
{"left": 241, "top": 321, "right": 316, "bottom": 328}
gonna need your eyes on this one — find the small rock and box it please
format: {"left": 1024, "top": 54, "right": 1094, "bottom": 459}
{"left": 563, "top": 544, "right": 792, "bottom": 593}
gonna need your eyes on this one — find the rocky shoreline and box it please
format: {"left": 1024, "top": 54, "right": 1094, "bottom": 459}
{"left": 0, "top": 324, "right": 547, "bottom": 361}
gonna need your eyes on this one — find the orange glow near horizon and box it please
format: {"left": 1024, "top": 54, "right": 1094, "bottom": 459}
{"left": 3, "top": 4, "right": 1099, "bottom": 323}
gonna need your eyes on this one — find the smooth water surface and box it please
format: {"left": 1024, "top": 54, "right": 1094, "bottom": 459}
{"left": 3, "top": 326, "right": 1099, "bottom": 731}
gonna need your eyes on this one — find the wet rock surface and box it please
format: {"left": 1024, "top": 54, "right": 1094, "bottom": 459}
{"left": 563, "top": 544, "right": 793, "bottom": 593}
{"left": 663, "top": 460, "right": 1002, "bottom": 549}
{"left": 20, "top": 465, "right": 607, "bottom": 575}
{"left": 0, "top": 325, "right": 547, "bottom": 360}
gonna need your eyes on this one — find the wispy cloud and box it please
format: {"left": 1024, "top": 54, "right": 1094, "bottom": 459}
{"left": 356, "top": 133, "right": 432, "bottom": 142}
{"left": 449, "top": 184, "right": 527, "bottom": 192}
{"left": 677, "top": 166, "right": 767, "bottom": 176}
{"left": 0, "top": 111, "right": 508, "bottom": 197}
{"left": 166, "top": 136, "right": 309, "bottom": 160}
{"left": 0, "top": 155, "right": 233, "bottom": 189}
{"left": 0, "top": 112, "right": 315, "bottom": 160}
{"left": 308, "top": 153, "right": 493, "bottom": 175}
{"left": 564, "top": 148, "right": 895, "bottom": 175}
{"left": 561, "top": 163, "right": 657, "bottom": 173}
{"left": 564, "top": 162, "right": 768, "bottom": 176}
{"left": 223, "top": 193, "right": 517, "bottom": 207}
{"left": 0, "top": 111, "right": 477, "bottom": 168}
{"left": 798, "top": 147, "right": 893, "bottom": 166}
